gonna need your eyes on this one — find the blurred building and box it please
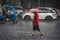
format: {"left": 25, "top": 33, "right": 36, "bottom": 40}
{"left": 0, "top": 0, "right": 60, "bottom": 9}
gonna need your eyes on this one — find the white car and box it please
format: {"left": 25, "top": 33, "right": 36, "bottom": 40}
{"left": 0, "top": 5, "right": 2, "bottom": 15}
{"left": 22, "top": 7, "right": 57, "bottom": 21}
{"left": 15, "top": 6, "right": 23, "bottom": 16}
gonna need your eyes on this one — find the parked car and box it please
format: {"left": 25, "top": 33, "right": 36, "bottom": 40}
{"left": 15, "top": 6, "right": 23, "bottom": 16}
{"left": 58, "top": 9, "right": 60, "bottom": 16}
{"left": 22, "top": 7, "right": 57, "bottom": 21}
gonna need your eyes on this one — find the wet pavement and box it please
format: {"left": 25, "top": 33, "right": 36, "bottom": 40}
{"left": 0, "top": 18, "right": 60, "bottom": 40}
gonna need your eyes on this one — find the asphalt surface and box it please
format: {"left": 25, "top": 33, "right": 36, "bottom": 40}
{"left": 0, "top": 18, "right": 60, "bottom": 40}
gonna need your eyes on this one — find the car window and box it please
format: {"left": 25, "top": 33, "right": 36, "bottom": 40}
{"left": 39, "top": 8, "right": 52, "bottom": 13}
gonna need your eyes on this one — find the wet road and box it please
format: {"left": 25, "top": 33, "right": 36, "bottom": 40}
{"left": 0, "top": 19, "right": 60, "bottom": 40}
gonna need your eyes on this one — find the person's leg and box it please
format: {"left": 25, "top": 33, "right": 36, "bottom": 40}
{"left": 32, "top": 30, "right": 35, "bottom": 36}
{"left": 39, "top": 30, "right": 44, "bottom": 36}
{"left": 36, "top": 25, "right": 44, "bottom": 36}
{"left": 32, "top": 25, "right": 36, "bottom": 36}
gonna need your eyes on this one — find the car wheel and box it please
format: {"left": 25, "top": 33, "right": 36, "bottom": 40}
{"left": 24, "top": 15, "right": 31, "bottom": 21}
{"left": 18, "top": 15, "right": 22, "bottom": 20}
{"left": 7, "top": 16, "right": 11, "bottom": 22}
{"left": 45, "top": 16, "right": 53, "bottom": 21}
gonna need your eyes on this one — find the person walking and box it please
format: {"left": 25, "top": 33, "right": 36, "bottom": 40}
{"left": 32, "top": 12, "right": 44, "bottom": 36}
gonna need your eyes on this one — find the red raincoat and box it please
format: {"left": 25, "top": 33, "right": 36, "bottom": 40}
{"left": 33, "top": 13, "right": 39, "bottom": 26}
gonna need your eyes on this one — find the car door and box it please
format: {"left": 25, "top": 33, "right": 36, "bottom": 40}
{"left": 38, "top": 8, "right": 45, "bottom": 19}
{"left": 38, "top": 8, "right": 49, "bottom": 19}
